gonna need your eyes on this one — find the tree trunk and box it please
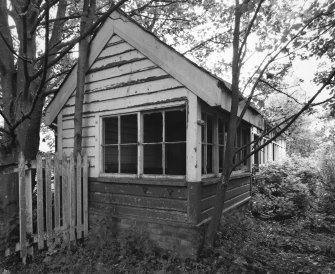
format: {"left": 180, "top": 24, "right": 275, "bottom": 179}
{"left": 74, "top": 0, "right": 96, "bottom": 157}
{"left": 205, "top": 0, "right": 242, "bottom": 247}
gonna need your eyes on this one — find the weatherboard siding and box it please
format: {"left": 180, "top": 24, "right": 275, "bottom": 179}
{"left": 59, "top": 34, "right": 189, "bottom": 178}
{"left": 88, "top": 177, "right": 189, "bottom": 225}
{"left": 199, "top": 175, "right": 251, "bottom": 222}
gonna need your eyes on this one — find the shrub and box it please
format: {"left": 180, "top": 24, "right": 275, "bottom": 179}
{"left": 252, "top": 156, "right": 322, "bottom": 220}
{"left": 318, "top": 146, "right": 335, "bottom": 215}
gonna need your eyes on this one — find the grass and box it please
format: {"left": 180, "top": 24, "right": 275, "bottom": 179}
{"left": 1, "top": 210, "right": 335, "bottom": 273}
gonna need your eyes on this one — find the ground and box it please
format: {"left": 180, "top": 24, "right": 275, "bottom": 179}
{"left": 1, "top": 210, "right": 335, "bottom": 274}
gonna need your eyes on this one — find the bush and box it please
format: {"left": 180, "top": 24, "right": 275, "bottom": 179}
{"left": 318, "top": 146, "right": 335, "bottom": 215}
{"left": 252, "top": 156, "right": 322, "bottom": 220}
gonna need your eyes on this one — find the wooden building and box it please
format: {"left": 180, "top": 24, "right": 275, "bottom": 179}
{"left": 45, "top": 10, "right": 284, "bottom": 256}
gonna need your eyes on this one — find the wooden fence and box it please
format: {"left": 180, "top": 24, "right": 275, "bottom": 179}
{"left": 5, "top": 152, "right": 89, "bottom": 264}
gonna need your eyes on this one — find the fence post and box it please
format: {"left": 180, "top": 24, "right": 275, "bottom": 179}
{"left": 54, "top": 154, "right": 61, "bottom": 243}
{"left": 69, "top": 153, "right": 76, "bottom": 241}
{"left": 76, "top": 153, "right": 82, "bottom": 239}
{"left": 36, "top": 154, "right": 44, "bottom": 250}
{"left": 83, "top": 154, "right": 88, "bottom": 237}
{"left": 45, "top": 154, "right": 53, "bottom": 246}
{"left": 18, "top": 152, "right": 27, "bottom": 264}
{"left": 62, "top": 153, "right": 69, "bottom": 243}
{"left": 25, "top": 164, "right": 33, "bottom": 256}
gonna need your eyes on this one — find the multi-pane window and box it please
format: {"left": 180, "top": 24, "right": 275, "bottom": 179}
{"left": 201, "top": 113, "right": 214, "bottom": 174}
{"left": 103, "top": 108, "right": 186, "bottom": 176}
{"left": 103, "top": 114, "right": 138, "bottom": 174}
{"left": 143, "top": 109, "right": 186, "bottom": 175}
{"left": 201, "top": 112, "right": 250, "bottom": 175}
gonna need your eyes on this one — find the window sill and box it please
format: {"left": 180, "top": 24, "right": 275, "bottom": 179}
{"left": 98, "top": 174, "right": 187, "bottom": 186}
{"left": 201, "top": 172, "right": 251, "bottom": 186}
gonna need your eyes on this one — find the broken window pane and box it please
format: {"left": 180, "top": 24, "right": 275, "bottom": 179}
{"left": 104, "top": 117, "right": 118, "bottom": 144}
{"left": 121, "top": 145, "right": 137, "bottom": 174}
{"left": 144, "top": 144, "right": 162, "bottom": 174}
{"left": 144, "top": 112, "right": 162, "bottom": 143}
{"left": 166, "top": 143, "right": 186, "bottom": 175}
{"left": 165, "top": 110, "right": 186, "bottom": 142}
{"left": 121, "top": 114, "right": 137, "bottom": 144}
{"left": 104, "top": 146, "right": 118, "bottom": 173}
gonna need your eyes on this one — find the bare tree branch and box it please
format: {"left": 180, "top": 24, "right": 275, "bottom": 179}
{"left": 259, "top": 79, "right": 304, "bottom": 105}
{"left": 232, "top": 68, "right": 335, "bottom": 170}
{"left": 31, "top": 0, "right": 129, "bottom": 81}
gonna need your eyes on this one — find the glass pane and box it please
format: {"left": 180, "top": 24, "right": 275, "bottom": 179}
{"left": 243, "top": 128, "right": 249, "bottom": 145}
{"left": 143, "top": 112, "right": 162, "bottom": 143}
{"left": 104, "top": 117, "right": 118, "bottom": 144}
{"left": 166, "top": 143, "right": 186, "bottom": 175}
{"left": 207, "top": 145, "right": 213, "bottom": 173}
{"left": 201, "top": 113, "right": 205, "bottom": 142}
{"left": 202, "top": 144, "right": 205, "bottom": 174}
{"left": 104, "top": 146, "right": 118, "bottom": 173}
{"left": 218, "top": 119, "right": 224, "bottom": 145}
{"left": 121, "top": 145, "right": 137, "bottom": 174}
{"left": 207, "top": 116, "right": 213, "bottom": 143}
{"left": 121, "top": 114, "right": 137, "bottom": 144}
{"left": 144, "top": 144, "right": 162, "bottom": 174}
{"left": 165, "top": 110, "right": 186, "bottom": 142}
{"left": 224, "top": 122, "right": 228, "bottom": 146}
{"left": 219, "top": 146, "right": 224, "bottom": 173}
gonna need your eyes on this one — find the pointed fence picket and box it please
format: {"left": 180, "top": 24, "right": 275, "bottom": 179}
{"left": 5, "top": 152, "right": 89, "bottom": 264}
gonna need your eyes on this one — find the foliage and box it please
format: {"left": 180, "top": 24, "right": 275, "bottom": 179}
{"left": 317, "top": 141, "right": 335, "bottom": 216}
{"left": 2, "top": 209, "right": 335, "bottom": 273}
{"left": 252, "top": 156, "right": 322, "bottom": 219}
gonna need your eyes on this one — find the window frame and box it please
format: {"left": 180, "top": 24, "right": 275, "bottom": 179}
{"left": 201, "top": 106, "right": 251, "bottom": 178}
{"left": 100, "top": 106, "right": 187, "bottom": 179}
{"left": 201, "top": 112, "right": 216, "bottom": 176}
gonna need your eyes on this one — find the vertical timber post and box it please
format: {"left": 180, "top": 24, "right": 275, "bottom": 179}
{"left": 186, "top": 94, "right": 202, "bottom": 224}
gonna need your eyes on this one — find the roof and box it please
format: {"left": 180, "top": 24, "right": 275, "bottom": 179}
{"left": 45, "top": 9, "right": 264, "bottom": 129}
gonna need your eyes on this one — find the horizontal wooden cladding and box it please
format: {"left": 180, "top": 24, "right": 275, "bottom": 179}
{"left": 98, "top": 176, "right": 186, "bottom": 187}
{"left": 89, "top": 203, "right": 188, "bottom": 224}
{"left": 86, "top": 59, "right": 156, "bottom": 84}
{"left": 200, "top": 184, "right": 250, "bottom": 211}
{"left": 89, "top": 180, "right": 187, "bottom": 200}
{"left": 105, "top": 34, "right": 123, "bottom": 47}
{"left": 62, "top": 127, "right": 95, "bottom": 139}
{"left": 62, "top": 116, "right": 95, "bottom": 130}
{"left": 62, "top": 89, "right": 189, "bottom": 117}
{"left": 89, "top": 176, "right": 188, "bottom": 222}
{"left": 98, "top": 41, "right": 135, "bottom": 60}
{"left": 82, "top": 67, "right": 166, "bottom": 96}
{"left": 201, "top": 175, "right": 250, "bottom": 199}
{"left": 199, "top": 192, "right": 250, "bottom": 222}
{"left": 62, "top": 137, "right": 95, "bottom": 148}
{"left": 199, "top": 175, "right": 251, "bottom": 221}
{"left": 89, "top": 192, "right": 187, "bottom": 212}
{"left": 92, "top": 49, "right": 145, "bottom": 70}
{"left": 66, "top": 73, "right": 181, "bottom": 107}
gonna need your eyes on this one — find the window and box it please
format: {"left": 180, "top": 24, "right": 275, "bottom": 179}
{"left": 218, "top": 119, "right": 227, "bottom": 173}
{"left": 103, "top": 108, "right": 186, "bottom": 176}
{"left": 201, "top": 113, "right": 214, "bottom": 174}
{"left": 103, "top": 114, "right": 138, "bottom": 174}
{"left": 143, "top": 109, "right": 186, "bottom": 175}
{"left": 233, "top": 127, "right": 249, "bottom": 171}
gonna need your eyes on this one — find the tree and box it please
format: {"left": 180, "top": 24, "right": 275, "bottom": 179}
{"left": 0, "top": 0, "right": 130, "bottom": 252}
{"left": 203, "top": 0, "right": 335, "bottom": 245}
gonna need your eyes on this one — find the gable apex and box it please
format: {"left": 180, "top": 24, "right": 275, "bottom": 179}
{"left": 45, "top": 10, "right": 262, "bottom": 128}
